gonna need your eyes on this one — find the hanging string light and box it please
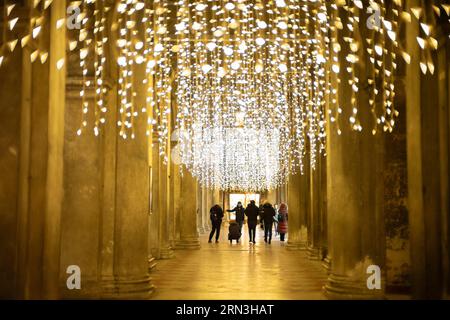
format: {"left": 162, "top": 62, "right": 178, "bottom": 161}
{"left": 174, "top": 0, "right": 330, "bottom": 190}
{"left": 176, "top": 125, "right": 282, "bottom": 192}
{"left": 1, "top": 0, "right": 450, "bottom": 191}
{"left": 30, "top": 0, "right": 53, "bottom": 64}
{"left": 0, "top": 0, "right": 53, "bottom": 67}
{"left": 112, "top": 0, "right": 173, "bottom": 163}
{"left": 71, "top": 0, "right": 110, "bottom": 137}
{"left": 0, "top": 1, "right": 18, "bottom": 67}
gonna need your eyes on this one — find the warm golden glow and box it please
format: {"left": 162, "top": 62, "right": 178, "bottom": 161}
{"left": 0, "top": 0, "right": 449, "bottom": 191}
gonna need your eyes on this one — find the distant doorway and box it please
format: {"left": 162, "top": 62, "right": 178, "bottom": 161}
{"left": 228, "top": 193, "right": 260, "bottom": 220}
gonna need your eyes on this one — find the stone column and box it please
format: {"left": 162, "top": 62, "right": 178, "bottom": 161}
{"left": 169, "top": 162, "right": 182, "bottom": 246}
{"left": 308, "top": 156, "right": 323, "bottom": 260}
{"left": 148, "top": 141, "right": 160, "bottom": 258}
{"left": 0, "top": 1, "right": 66, "bottom": 299}
{"left": 146, "top": 68, "right": 156, "bottom": 271}
{"left": 197, "top": 183, "right": 205, "bottom": 234}
{"left": 320, "top": 156, "right": 330, "bottom": 271}
{"left": 156, "top": 83, "right": 174, "bottom": 258}
{"left": 405, "top": 0, "right": 449, "bottom": 298}
{"left": 60, "top": 73, "right": 110, "bottom": 299}
{"left": 324, "top": 7, "right": 385, "bottom": 299}
{"left": 149, "top": 140, "right": 174, "bottom": 259}
{"left": 202, "top": 187, "right": 211, "bottom": 232}
{"left": 287, "top": 173, "right": 307, "bottom": 250}
{"left": 100, "top": 40, "right": 153, "bottom": 298}
{"left": 99, "top": 9, "right": 153, "bottom": 295}
{"left": 158, "top": 155, "right": 174, "bottom": 259}
{"left": 175, "top": 170, "right": 201, "bottom": 249}
{"left": 103, "top": 109, "right": 153, "bottom": 298}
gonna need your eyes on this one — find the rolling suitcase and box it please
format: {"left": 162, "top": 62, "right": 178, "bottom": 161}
{"left": 228, "top": 222, "right": 241, "bottom": 243}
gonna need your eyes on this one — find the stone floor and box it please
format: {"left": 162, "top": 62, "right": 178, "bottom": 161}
{"left": 150, "top": 225, "right": 328, "bottom": 300}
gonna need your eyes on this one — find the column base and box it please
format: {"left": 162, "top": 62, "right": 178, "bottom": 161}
{"left": 286, "top": 240, "right": 307, "bottom": 251}
{"left": 148, "top": 255, "right": 157, "bottom": 271}
{"left": 60, "top": 277, "right": 100, "bottom": 299}
{"left": 322, "top": 254, "right": 332, "bottom": 273}
{"left": 324, "top": 273, "right": 384, "bottom": 300}
{"left": 158, "top": 245, "right": 174, "bottom": 259}
{"left": 174, "top": 237, "right": 200, "bottom": 250}
{"left": 100, "top": 274, "right": 154, "bottom": 299}
{"left": 307, "top": 245, "right": 321, "bottom": 260}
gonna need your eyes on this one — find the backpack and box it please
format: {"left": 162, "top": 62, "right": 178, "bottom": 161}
{"left": 278, "top": 213, "right": 286, "bottom": 223}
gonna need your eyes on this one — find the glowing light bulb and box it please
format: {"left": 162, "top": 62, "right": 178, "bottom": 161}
{"left": 257, "top": 20, "right": 267, "bottom": 29}
{"left": 225, "top": 3, "right": 235, "bottom": 11}
{"left": 202, "top": 64, "right": 212, "bottom": 74}
{"left": 231, "top": 61, "right": 241, "bottom": 70}
{"left": 255, "top": 62, "right": 264, "bottom": 73}
{"left": 223, "top": 47, "right": 233, "bottom": 56}
{"left": 255, "top": 37, "right": 266, "bottom": 46}
{"left": 206, "top": 42, "right": 217, "bottom": 51}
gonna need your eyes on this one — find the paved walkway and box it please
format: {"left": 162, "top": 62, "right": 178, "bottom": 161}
{"left": 151, "top": 225, "right": 328, "bottom": 300}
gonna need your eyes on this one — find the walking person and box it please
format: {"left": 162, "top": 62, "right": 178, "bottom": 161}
{"left": 209, "top": 204, "right": 224, "bottom": 243}
{"left": 259, "top": 203, "right": 265, "bottom": 230}
{"left": 262, "top": 203, "right": 276, "bottom": 244}
{"left": 226, "top": 201, "right": 245, "bottom": 233}
{"left": 273, "top": 204, "right": 279, "bottom": 237}
{"left": 277, "top": 203, "right": 288, "bottom": 242}
{"left": 245, "top": 200, "right": 259, "bottom": 244}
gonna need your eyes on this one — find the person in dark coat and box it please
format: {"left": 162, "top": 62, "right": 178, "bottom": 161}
{"left": 227, "top": 201, "right": 245, "bottom": 233}
{"left": 245, "top": 200, "right": 259, "bottom": 244}
{"left": 262, "top": 203, "right": 276, "bottom": 244}
{"left": 259, "top": 204, "right": 265, "bottom": 229}
{"left": 209, "top": 204, "right": 224, "bottom": 243}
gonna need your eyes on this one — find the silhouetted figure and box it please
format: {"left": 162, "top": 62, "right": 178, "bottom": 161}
{"left": 262, "top": 203, "right": 276, "bottom": 244}
{"left": 209, "top": 204, "right": 224, "bottom": 243}
{"left": 245, "top": 200, "right": 259, "bottom": 244}
{"left": 227, "top": 201, "right": 245, "bottom": 233}
{"left": 277, "top": 203, "right": 288, "bottom": 242}
{"left": 259, "top": 204, "right": 265, "bottom": 229}
{"left": 273, "top": 204, "right": 279, "bottom": 236}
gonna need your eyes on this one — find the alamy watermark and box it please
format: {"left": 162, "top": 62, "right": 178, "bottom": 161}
{"left": 65, "top": 5, "right": 382, "bottom": 32}
{"left": 67, "top": 5, "right": 81, "bottom": 30}
{"left": 367, "top": 6, "right": 382, "bottom": 30}
{"left": 66, "top": 265, "right": 81, "bottom": 290}
{"left": 366, "top": 265, "right": 382, "bottom": 290}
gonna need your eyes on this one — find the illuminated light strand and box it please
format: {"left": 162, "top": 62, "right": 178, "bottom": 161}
{"left": 0, "top": 0, "right": 19, "bottom": 67}
{"left": 74, "top": 0, "right": 110, "bottom": 137}
{"left": 174, "top": 0, "right": 330, "bottom": 190}
{"left": 1, "top": 1, "right": 450, "bottom": 191}
{"left": 76, "top": 0, "right": 89, "bottom": 136}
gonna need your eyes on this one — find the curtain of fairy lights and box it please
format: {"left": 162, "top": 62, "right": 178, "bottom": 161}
{"left": 174, "top": 0, "right": 329, "bottom": 190}
{"left": 1, "top": 0, "right": 449, "bottom": 191}
{"left": 177, "top": 125, "right": 282, "bottom": 192}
